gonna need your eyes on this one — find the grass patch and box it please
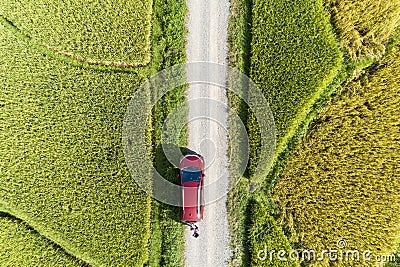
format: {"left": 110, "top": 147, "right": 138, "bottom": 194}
{"left": 248, "top": 0, "right": 342, "bottom": 182}
{"left": 0, "top": 0, "right": 153, "bottom": 66}
{"left": 145, "top": 0, "right": 187, "bottom": 265}
{"left": 271, "top": 45, "right": 400, "bottom": 267}
{"left": 326, "top": 0, "right": 400, "bottom": 61}
{"left": 228, "top": 0, "right": 252, "bottom": 75}
{"left": 227, "top": 178, "right": 251, "bottom": 267}
{"left": 248, "top": 198, "right": 299, "bottom": 267}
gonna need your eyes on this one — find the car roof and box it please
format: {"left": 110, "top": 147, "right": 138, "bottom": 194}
{"left": 182, "top": 182, "right": 200, "bottom": 221}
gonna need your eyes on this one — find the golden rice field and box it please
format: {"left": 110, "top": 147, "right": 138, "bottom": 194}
{"left": 272, "top": 44, "right": 400, "bottom": 267}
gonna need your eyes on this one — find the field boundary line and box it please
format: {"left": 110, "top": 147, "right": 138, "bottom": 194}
{"left": 0, "top": 15, "right": 150, "bottom": 72}
{"left": 0, "top": 204, "right": 94, "bottom": 267}
{"left": 0, "top": 212, "right": 91, "bottom": 266}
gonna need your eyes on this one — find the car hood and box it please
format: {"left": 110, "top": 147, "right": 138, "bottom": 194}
{"left": 180, "top": 155, "right": 204, "bottom": 170}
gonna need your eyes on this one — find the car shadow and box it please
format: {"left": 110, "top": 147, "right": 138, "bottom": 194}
{"left": 153, "top": 143, "right": 200, "bottom": 224}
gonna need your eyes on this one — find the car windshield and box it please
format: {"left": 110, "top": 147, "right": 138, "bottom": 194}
{"left": 181, "top": 166, "right": 201, "bottom": 183}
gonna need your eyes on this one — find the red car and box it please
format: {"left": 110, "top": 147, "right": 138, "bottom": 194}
{"left": 179, "top": 154, "right": 205, "bottom": 223}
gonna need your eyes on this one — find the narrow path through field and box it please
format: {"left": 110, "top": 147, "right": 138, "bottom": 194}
{"left": 185, "top": 0, "right": 231, "bottom": 266}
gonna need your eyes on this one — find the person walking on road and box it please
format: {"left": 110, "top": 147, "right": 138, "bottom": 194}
{"left": 182, "top": 221, "right": 199, "bottom": 238}
{"left": 193, "top": 225, "right": 199, "bottom": 238}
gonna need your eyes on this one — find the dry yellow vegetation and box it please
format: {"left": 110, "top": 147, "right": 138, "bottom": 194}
{"left": 327, "top": 0, "right": 400, "bottom": 60}
{"left": 272, "top": 44, "right": 400, "bottom": 266}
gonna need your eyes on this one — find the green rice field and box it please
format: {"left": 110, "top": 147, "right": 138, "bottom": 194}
{"left": 0, "top": 0, "right": 187, "bottom": 264}
{"left": 0, "top": 0, "right": 153, "bottom": 66}
{"left": 0, "top": 213, "right": 85, "bottom": 267}
{"left": 247, "top": 0, "right": 342, "bottom": 179}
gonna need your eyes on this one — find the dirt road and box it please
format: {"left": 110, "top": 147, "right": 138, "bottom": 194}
{"left": 185, "top": 0, "right": 231, "bottom": 266}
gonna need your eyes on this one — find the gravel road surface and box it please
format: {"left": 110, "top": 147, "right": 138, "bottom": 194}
{"left": 185, "top": 0, "right": 231, "bottom": 266}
